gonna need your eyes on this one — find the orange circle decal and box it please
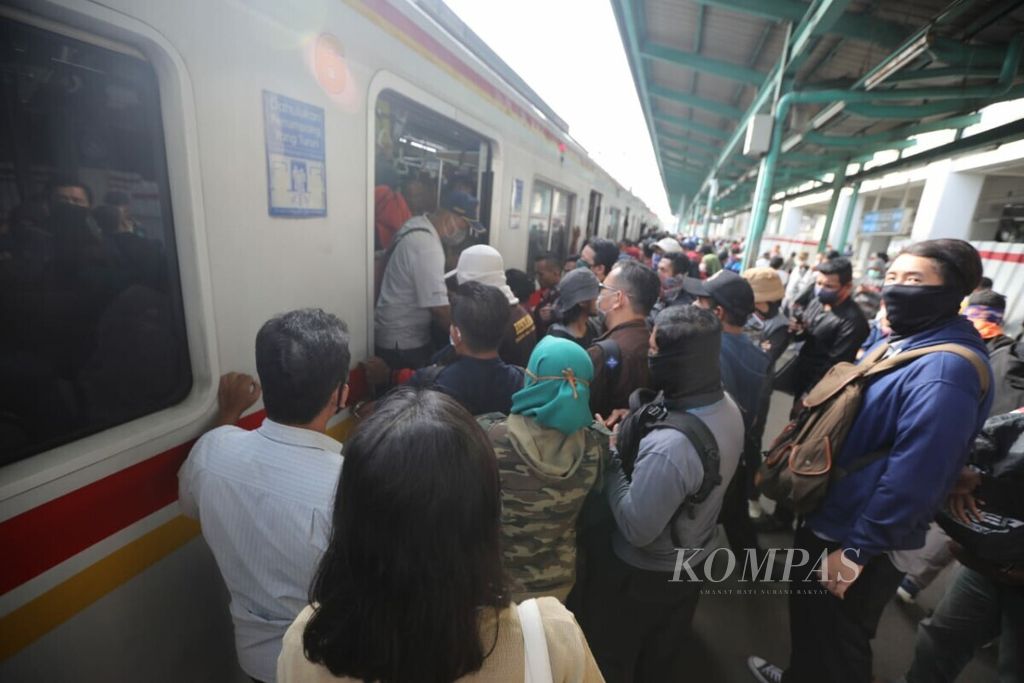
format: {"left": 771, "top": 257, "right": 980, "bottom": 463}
{"left": 315, "top": 33, "right": 347, "bottom": 95}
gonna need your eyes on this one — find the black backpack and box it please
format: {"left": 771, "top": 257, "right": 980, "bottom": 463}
{"left": 937, "top": 410, "right": 1024, "bottom": 566}
{"left": 615, "top": 388, "right": 723, "bottom": 546}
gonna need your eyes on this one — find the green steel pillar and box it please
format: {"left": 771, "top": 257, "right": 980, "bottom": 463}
{"left": 740, "top": 144, "right": 781, "bottom": 269}
{"left": 836, "top": 181, "right": 861, "bottom": 253}
{"left": 817, "top": 164, "right": 848, "bottom": 254}
{"left": 702, "top": 178, "right": 718, "bottom": 239}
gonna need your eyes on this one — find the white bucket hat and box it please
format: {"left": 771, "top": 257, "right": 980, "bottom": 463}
{"left": 444, "top": 245, "right": 518, "bottom": 305}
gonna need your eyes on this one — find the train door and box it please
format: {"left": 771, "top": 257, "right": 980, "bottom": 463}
{"left": 372, "top": 89, "right": 494, "bottom": 298}
{"left": 526, "top": 179, "right": 575, "bottom": 273}
{"left": 585, "top": 190, "right": 602, "bottom": 239}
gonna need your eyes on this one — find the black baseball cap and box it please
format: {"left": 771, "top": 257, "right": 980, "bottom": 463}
{"left": 683, "top": 270, "right": 755, "bottom": 318}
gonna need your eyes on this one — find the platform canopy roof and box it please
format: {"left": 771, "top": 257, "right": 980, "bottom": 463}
{"left": 612, "top": 0, "right": 1024, "bottom": 220}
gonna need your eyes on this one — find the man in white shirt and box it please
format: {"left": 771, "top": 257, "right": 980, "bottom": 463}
{"left": 374, "top": 190, "right": 483, "bottom": 370}
{"left": 178, "top": 308, "right": 351, "bottom": 683}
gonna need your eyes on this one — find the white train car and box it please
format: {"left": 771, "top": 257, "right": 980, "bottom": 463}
{"left": 0, "top": 1, "right": 654, "bottom": 680}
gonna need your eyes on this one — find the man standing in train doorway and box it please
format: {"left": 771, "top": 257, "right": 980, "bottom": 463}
{"left": 374, "top": 190, "right": 482, "bottom": 370}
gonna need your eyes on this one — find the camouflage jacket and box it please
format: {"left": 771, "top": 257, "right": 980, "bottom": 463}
{"left": 478, "top": 412, "right": 608, "bottom": 600}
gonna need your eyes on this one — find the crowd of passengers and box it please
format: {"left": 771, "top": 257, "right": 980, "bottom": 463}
{"left": 179, "top": 189, "right": 1024, "bottom": 683}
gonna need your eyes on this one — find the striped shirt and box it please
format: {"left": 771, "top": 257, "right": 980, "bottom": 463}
{"left": 178, "top": 419, "right": 343, "bottom": 683}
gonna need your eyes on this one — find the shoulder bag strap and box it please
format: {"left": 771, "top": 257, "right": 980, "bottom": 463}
{"left": 864, "top": 343, "right": 990, "bottom": 398}
{"left": 517, "top": 598, "right": 553, "bottom": 683}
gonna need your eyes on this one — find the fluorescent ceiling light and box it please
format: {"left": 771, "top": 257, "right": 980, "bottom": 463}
{"left": 811, "top": 102, "right": 846, "bottom": 130}
{"left": 864, "top": 32, "right": 932, "bottom": 91}
{"left": 781, "top": 134, "right": 804, "bottom": 153}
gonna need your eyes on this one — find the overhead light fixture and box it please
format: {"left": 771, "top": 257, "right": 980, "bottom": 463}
{"left": 781, "top": 134, "right": 804, "bottom": 153}
{"left": 811, "top": 102, "right": 846, "bottom": 130}
{"left": 864, "top": 31, "right": 933, "bottom": 91}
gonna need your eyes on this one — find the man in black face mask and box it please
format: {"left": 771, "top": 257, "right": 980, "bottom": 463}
{"left": 787, "top": 257, "right": 869, "bottom": 416}
{"left": 749, "top": 239, "right": 994, "bottom": 683}
{"left": 574, "top": 305, "right": 743, "bottom": 682}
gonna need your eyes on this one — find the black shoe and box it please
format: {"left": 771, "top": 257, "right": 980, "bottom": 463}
{"left": 753, "top": 513, "right": 786, "bottom": 532}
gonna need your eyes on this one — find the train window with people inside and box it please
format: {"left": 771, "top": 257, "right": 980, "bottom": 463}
{"left": 0, "top": 17, "right": 191, "bottom": 464}
{"left": 372, "top": 89, "right": 493, "bottom": 299}
{"left": 526, "top": 179, "right": 575, "bottom": 272}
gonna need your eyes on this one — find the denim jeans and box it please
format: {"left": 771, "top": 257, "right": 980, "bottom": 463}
{"left": 905, "top": 565, "right": 1023, "bottom": 683}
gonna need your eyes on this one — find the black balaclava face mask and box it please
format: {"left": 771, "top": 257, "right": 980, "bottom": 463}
{"left": 647, "top": 332, "right": 723, "bottom": 404}
{"left": 881, "top": 283, "right": 963, "bottom": 338}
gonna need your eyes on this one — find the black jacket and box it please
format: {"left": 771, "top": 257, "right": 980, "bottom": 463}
{"left": 793, "top": 296, "right": 869, "bottom": 396}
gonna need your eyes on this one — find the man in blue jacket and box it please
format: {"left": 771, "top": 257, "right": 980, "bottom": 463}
{"left": 750, "top": 239, "right": 994, "bottom": 683}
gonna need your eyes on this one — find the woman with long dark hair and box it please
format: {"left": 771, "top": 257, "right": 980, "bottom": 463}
{"left": 277, "top": 387, "right": 603, "bottom": 683}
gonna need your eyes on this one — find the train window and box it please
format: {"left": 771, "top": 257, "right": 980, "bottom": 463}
{"left": 0, "top": 17, "right": 191, "bottom": 464}
{"left": 585, "top": 190, "right": 602, "bottom": 239}
{"left": 508, "top": 178, "right": 523, "bottom": 232}
{"left": 527, "top": 179, "right": 575, "bottom": 269}
{"left": 607, "top": 207, "right": 621, "bottom": 241}
{"left": 373, "top": 89, "right": 493, "bottom": 296}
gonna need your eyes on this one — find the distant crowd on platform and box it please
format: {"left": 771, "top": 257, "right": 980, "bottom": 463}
{"left": 180, "top": 191, "right": 1024, "bottom": 683}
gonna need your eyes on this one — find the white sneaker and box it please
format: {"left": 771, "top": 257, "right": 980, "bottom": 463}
{"left": 748, "top": 500, "right": 764, "bottom": 519}
{"left": 748, "top": 656, "right": 784, "bottom": 683}
{"left": 896, "top": 586, "right": 916, "bottom": 605}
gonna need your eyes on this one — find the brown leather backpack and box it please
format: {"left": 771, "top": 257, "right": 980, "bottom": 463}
{"left": 756, "top": 342, "right": 990, "bottom": 515}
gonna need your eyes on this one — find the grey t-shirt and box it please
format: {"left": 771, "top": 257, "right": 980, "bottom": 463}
{"left": 606, "top": 395, "right": 744, "bottom": 572}
{"left": 374, "top": 216, "right": 449, "bottom": 350}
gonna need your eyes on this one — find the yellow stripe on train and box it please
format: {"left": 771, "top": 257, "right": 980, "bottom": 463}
{"left": 0, "top": 516, "right": 200, "bottom": 660}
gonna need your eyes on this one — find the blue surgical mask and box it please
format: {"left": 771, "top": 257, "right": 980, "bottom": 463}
{"left": 815, "top": 285, "right": 839, "bottom": 304}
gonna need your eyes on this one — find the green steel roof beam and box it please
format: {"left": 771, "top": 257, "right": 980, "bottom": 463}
{"left": 663, "top": 145, "right": 719, "bottom": 161}
{"left": 882, "top": 66, "right": 1004, "bottom": 83}
{"left": 657, "top": 129, "right": 725, "bottom": 154}
{"left": 694, "top": 0, "right": 1000, "bottom": 66}
{"left": 962, "top": 0, "right": 1024, "bottom": 40}
{"left": 775, "top": 117, "right": 1024, "bottom": 206}
{"left": 611, "top": 0, "right": 673, "bottom": 202}
{"left": 653, "top": 112, "right": 730, "bottom": 141}
{"left": 694, "top": 3, "right": 707, "bottom": 53}
{"left": 664, "top": 145, "right": 717, "bottom": 158}
{"left": 696, "top": 0, "right": 857, "bottom": 193}
{"left": 664, "top": 151, "right": 712, "bottom": 165}
{"left": 641, "top": 42, "right": 767, "bottom": 85}
{"left": 648, "top": 85, "right": 745, "bottom": 119}
{"left": 788, "top": 0, "right": 854, "bottom": 60}
{"left": 845, "top": 98, "right": 991, "bottom": 119}
{"left": 802, "top": 113, "right": 982, "bottom": 147}
{"left": 744, "top": 35, "right": 1022, "bottom": 262}
{"left": 799, "top": 135, "right": 918, "bottom": 151}
{"left": 692, "top": 0, "right": 906, "bottom": 47}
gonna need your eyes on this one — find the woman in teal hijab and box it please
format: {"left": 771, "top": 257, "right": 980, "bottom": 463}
{"left": 477, "top": 336, "right": 609, "bottom": 601}
{"left": 511, "top": 336, "right": 595, "bottom": 434}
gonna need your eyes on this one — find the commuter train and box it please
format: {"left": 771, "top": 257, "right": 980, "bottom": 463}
{"left": 0, "top": 0, "right": 658, "bottom": 680}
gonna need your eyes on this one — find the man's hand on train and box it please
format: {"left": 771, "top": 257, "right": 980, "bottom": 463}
{"left": 215, "top": 372, "right": 262, "bottom": 427}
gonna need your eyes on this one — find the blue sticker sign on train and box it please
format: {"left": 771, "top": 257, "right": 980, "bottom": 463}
{"left": 263, "top": 91, "right": 326, "bottom": 217}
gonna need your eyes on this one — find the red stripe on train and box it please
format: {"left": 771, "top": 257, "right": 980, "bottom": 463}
{"left": 978, "top": 250, "right": 1024, "bottom": 264}
{"left": 0, "top": 410, "right": 263, "bottom": 595}
{"left": 0, "top": 362, "right": 370, "bottom": 594}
